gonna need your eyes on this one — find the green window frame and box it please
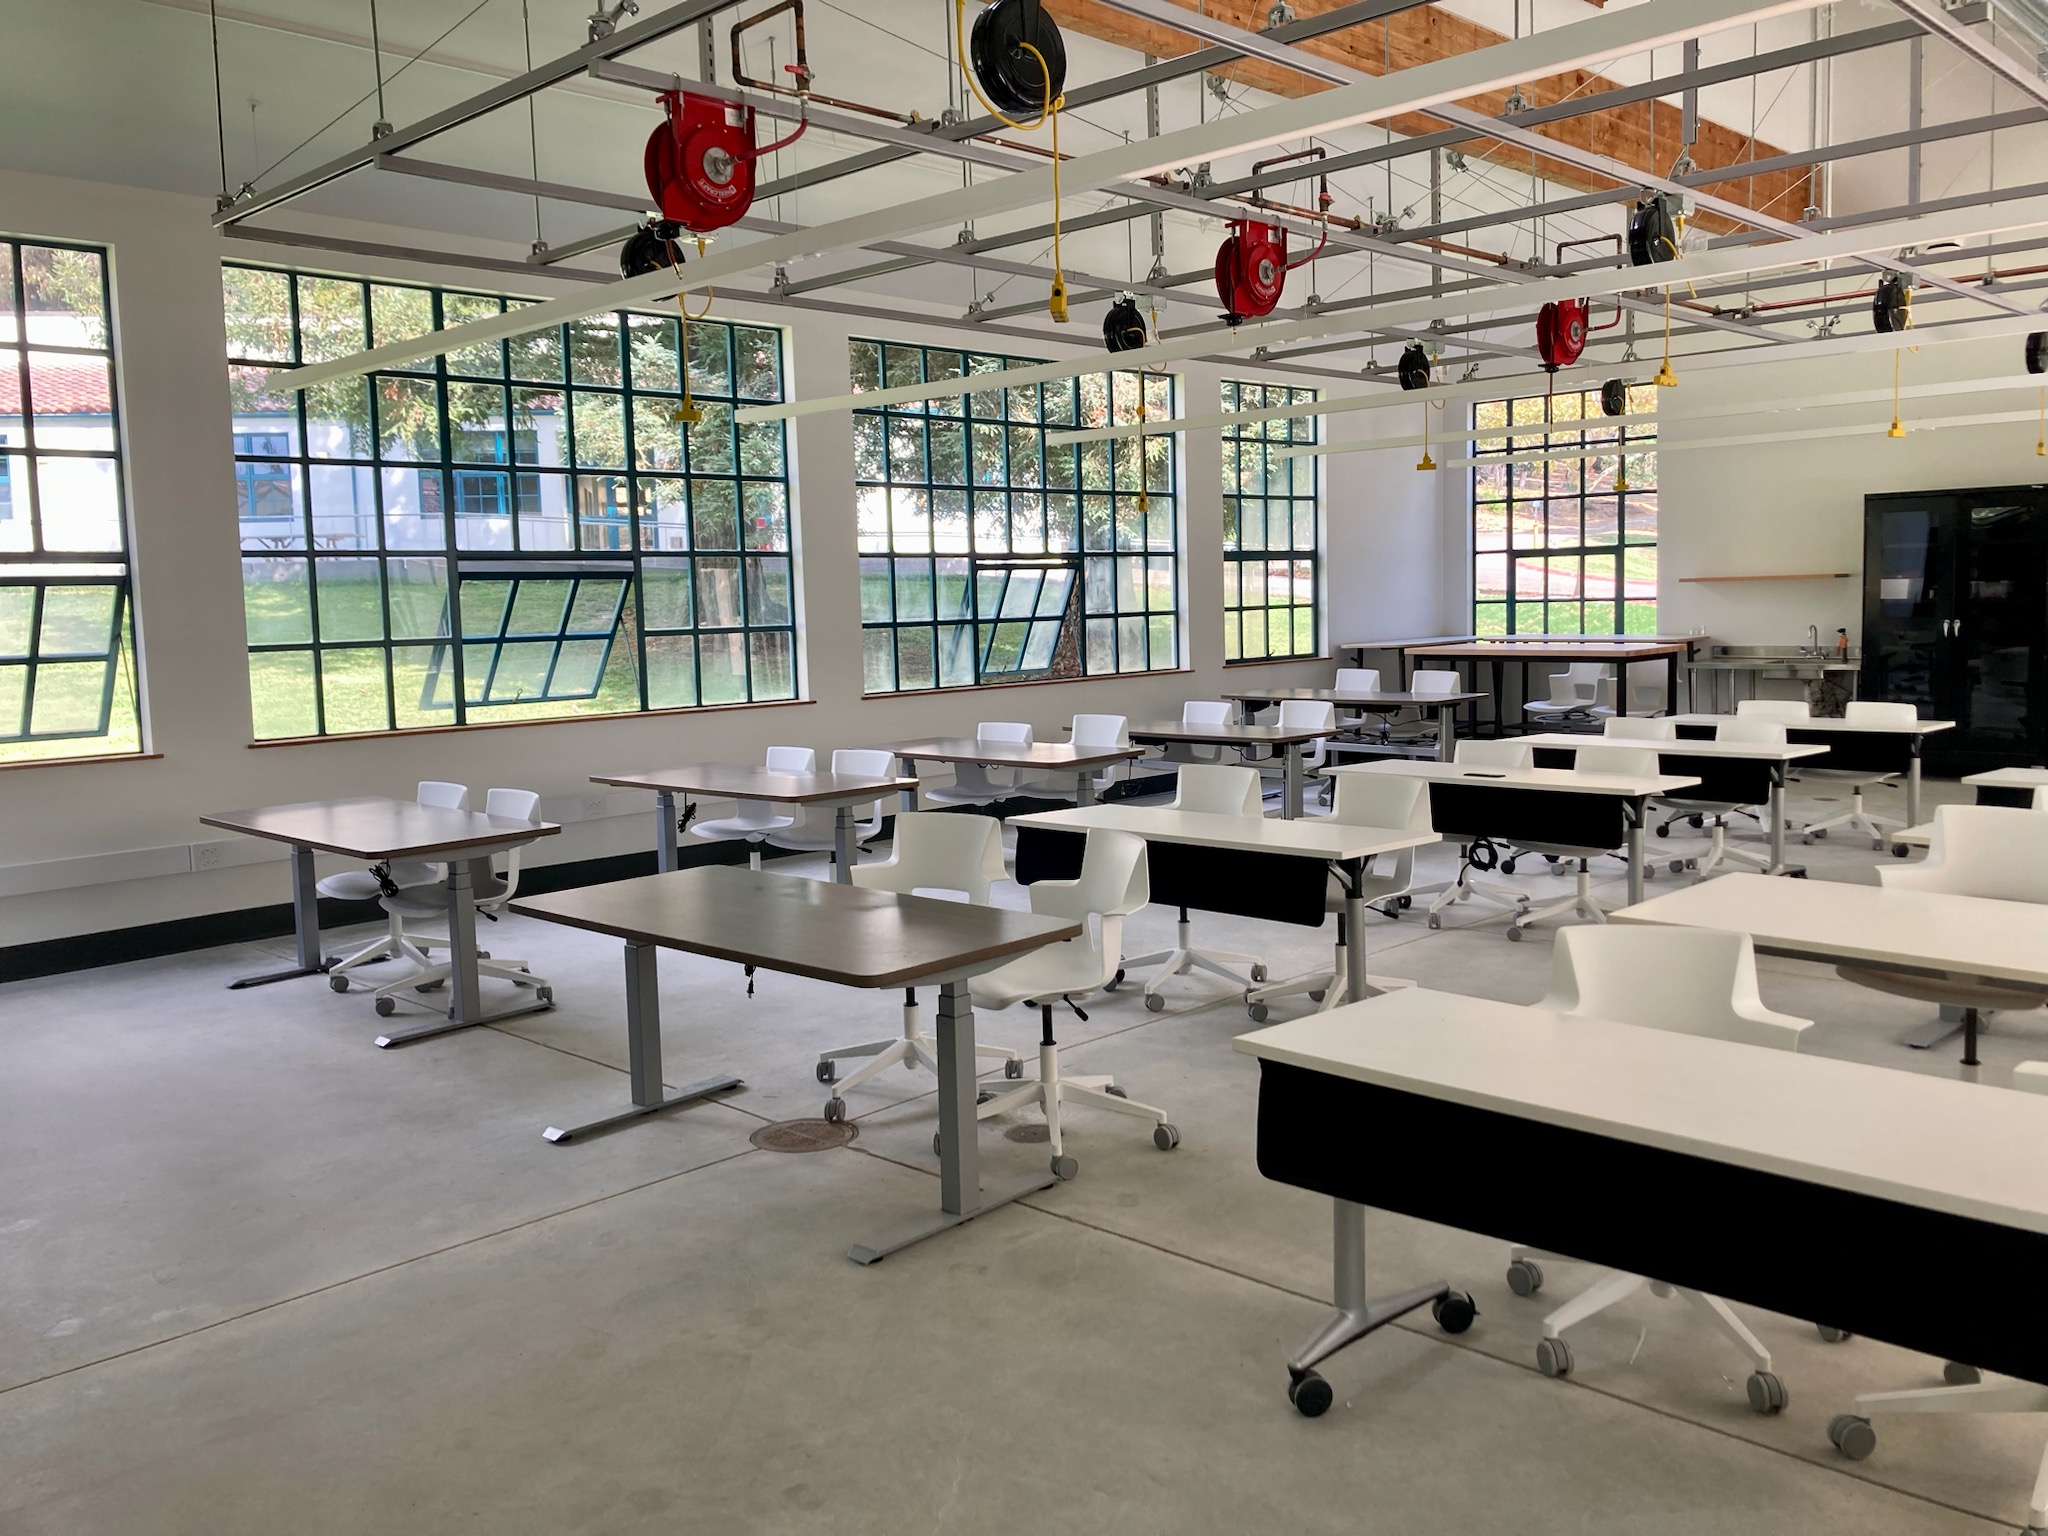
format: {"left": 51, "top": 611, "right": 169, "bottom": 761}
{"left": 224, "top": 265, "right": 796, "bottom": 739}
{"left": 1471, "top": 385, "right": 1658, "bottom": 636}
{"left": 850, "top": 339, "right": 1177, "bottom": 693}
{"left": 1221, "top": 379, "right": 1321, "bottom": 661}
{"left": 0, "top": 238, "right": 143, "bottom": 764}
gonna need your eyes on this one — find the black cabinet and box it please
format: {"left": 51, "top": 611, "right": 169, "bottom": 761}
{"left": 1863, "top": 487, "right": 2048, "bottom": 773}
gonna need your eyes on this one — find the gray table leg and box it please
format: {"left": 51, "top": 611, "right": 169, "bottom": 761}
{"left": 1076, "top": 769, "right": 1096, "bottom": 808}
{"left": 1626, "top": 802, "right": 1645, "bottom": 907}
{"left": 1908, "top": 744, "right": 1923, "bottom": 829}
{"left": 848, "top": 977, "right": 1055, "bottom": 1264}
{"left": 1239, "top": 698, "right": 1260, "bottom": 726}
{"left": 1283, "top": 744, "right": 1303, "bottom": 820}
{"left": 375, "top": 855, "right": 554, "bottom": 1048}
{"left": 896, "top": 755, "right": 919, "bottom": 813}
{"left": 542, "top": 940, "right": 743, "bottom": 1142}
{"left": 1765, "top": 769, "right": 1804, "bottom": 877}
{"left": 229, "top": 842, "right": 332, "bottom": 988}
{"left": 656, "top": 790, "right": 679, "bottom": 874}
{"left": 1286, "top": 1199, "right": 1453, "bottom": 1401}
{"left": 833, "top": 805, "right": 855, "bottom": 885}
{"left": 1436, "top": 703, "right": 1453, "bottom": 763}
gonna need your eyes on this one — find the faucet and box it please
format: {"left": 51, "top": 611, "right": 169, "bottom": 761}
{"left": 1806, "top": 623, "right": 1820, "bottom": 656}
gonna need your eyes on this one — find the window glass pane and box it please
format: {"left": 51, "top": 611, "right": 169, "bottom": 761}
{"left": 36, "top": 455, "right": 122, "bottom": 551}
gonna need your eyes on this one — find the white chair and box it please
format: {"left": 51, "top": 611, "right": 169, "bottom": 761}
{"left": 371, "top": 787, "right": 553, "bottom": 1016}
{"left": 1735, "top": 698, "right": 1812, "bottom": 722}
{"left": 1828, "top": 1061, "right": 2048, "bottom": 1529}
{"left": 817, "top": 811, "right": 1019, "bottom": 1115}
{"left": 1334, "top": 667, "right": 1397, "bottom": 742}
{"left": 1507, "top": 926, "right": 1811, "bottom": 1412}
{"left": 1151, "top": 700, "right": 1234, "bottom": 768}
{"left": 1524, "top": 661, "right": 1611, "bottom": 729}
{"left": 1388, "top": 668, "right": 1463, "bottom": 749}
{"left": 1246, "top": 773, "right": 1431, "bottom": 1021}
{"left": 1657, "top": 719, "right": 1781, "bottom": 878}
{"left": 1603, "top": 716, "right": 1676, "bottom": 742}
{"left": 1801, "top": 700, "right": 1914, "bottom": 849}
{"left": 921, "top": 722, "right": 1033, "bottom": 807}
{"left": 690, "top": 746, "right": 815, "bottom": 870}
{"left": 322, "top": 779, "right": 469, "bottom": 993}
{"left": 1019, "top": 713, "right": 1130, "bottom": 801}
{"left": 1254, "top": 698, "right": 1337, "bottom": 808}
{"left": 1128, "top": 764, "right": 1270, "bottom": 1010}
{"left": 1425, "top": 740, "right": 1536, "bottom": 928}
{"left": 763, "top": 747, "right": 894, "bottom": 871}
{"left": 1506, "top": 743, "right": 1662, "bottom": 941}
{"left": 972, "top": 828, "right": 1178, "bottom": 1179}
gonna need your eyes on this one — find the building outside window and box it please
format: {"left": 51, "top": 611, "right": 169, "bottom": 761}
{"left": 1470, "top": 385, "right": 1657, "bottom": 636}
{"left": 223, "top": 266, "right": 795, "bottom": 739}
{"left": 0, "top": 238, "right": 142, "bottom": 764}
{"left": 1221, "top": 379, "right": 1320, "bottom": 661}
{"left": 850, "top": 339, "right": 1177, "bottom": 693}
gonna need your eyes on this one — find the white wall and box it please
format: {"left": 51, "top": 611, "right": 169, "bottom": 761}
{"left": 0, "top": 167, "right": 1350, "bottom": 949}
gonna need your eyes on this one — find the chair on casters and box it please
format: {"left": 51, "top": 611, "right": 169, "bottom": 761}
{"left": 371, "top": 788, "right": 553, "bottom": 1017}
{"left": 1603, "top": 716, "right": 1676, "bottom": 742}
{"left": 1505, "top": 744, "right": 1662, "bottom": 941}
{"left": 1424, "top": 740, "right": 1536, "bottom": 929}
{"left": 1827, "top": 1059, "right": 2048, "bottom": 1532}
{"left": 322, "top": 780, "right": 469, "bottom": 993}
{"left": 1018, "top": 714, "right": 1130, "bottom": 802}
{"left": 1524, "top": 661, "right": 1611, "bottom": 731}
{"left": 1127, "top": 764, "right": 1271, "bottom": 1011}
{"left": 691, "top": 746, "right": 816, "bottom": 870}
{"left": 1801, "top": 700, "right": 1915, "bottom": 849}
{"left": 763, "top": 748, "right": 893, "bottom": 874}
{"left": 1254, "top": 698, "right": 1336, "bottom": 808}
{"left": 1506, "top": 925, "right": 1811, "bottom": 1412}
{"left": 1333, "top": 668, "right": 1388, "bottom": 743}
{"left": 921, "top": 722, "right": 1033, "bottom": 808}
{"left": 1246, "top": 773, "right": 1430, "bottom": 1021}
{"left": 1656, "top": 719, "right": 1781, "bottom": 877}
{"left": 1388, "top": 668, "right": 1463, "bottom": 751}
{"left": 816, "top": 812, "right": 1019, "bottom": 1117}
{"left": 971, "top": 828, "right": 1177, "bottom": 1179}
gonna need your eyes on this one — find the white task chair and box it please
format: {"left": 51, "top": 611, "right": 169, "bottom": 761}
{"left": 1801, "top": 700, "right": 1915, "bottom": 849}
{"left": 1836, "top": 804, "right": 2048, "bottom": 1066}
{"left": 921, "top": 722, "right": 1033, "bottom": 808}
{"left": 972, "top": 828, "right": 1178, "bottom": 1179}
{"left": 1019, "top": 713, "right": 1130, "bottom": 802}
{"left": 1524, "top": 661, "right": 1611, "bottom": 730}
{"left": 1656, "top": 719, "right": 1782, "bottom": 878}
{"left": 816, "top": 812, "right": 1019, "bottom": 1116}
{"left": 1128, "top": 764, "right": 1270, "bottom": 1010}
{"left": 1246, "top": 773, "right": 1431, "bottom": 1021}
{"left": 1425, "top": 740, "right": 1536, "bottom": 929}
{"left": 763, "top": 747, "right": 894, "bottom": 872}
{"left": 1334, "top": 667, "right": 1397, "bottom": 743}
{"left": 371, "top": 787, "right": 553, "bottom": 1017}
{"left": 1254, "top": 697, "right": 1337, "bottom": 809}
{"left": 1603, "top": 715, "right": 1677, "bottom": 742}
{"left": 1828, "top": 1060, "right": 2048, "bottom": 1532}
{"left": 322, "top": 780, "right": 469, "bottom": 993}
{"left": 1152, "top": 700, "right": 1235, "bottom": 768}
{"left": 1508, "top": 926, "right": 1811, "bottom": 1412}
{"left": 690, "top": 745, "right": 815, "bottom": 870}
{"left": 1735, "top": 698, "right": 1813, "bottom": 722}
{"left": 1506, "top": 743, "right": 1662, "bottom": 941}
{"left": 1388, "top": 667, "right": 1464, "bottom": 749}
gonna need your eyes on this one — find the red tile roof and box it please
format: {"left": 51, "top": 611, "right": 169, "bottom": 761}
{"left": 0, "top": 356, "right": 113, "bottom": 416}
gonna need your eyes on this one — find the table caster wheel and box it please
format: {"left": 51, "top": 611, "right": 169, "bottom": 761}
{"left": 1308, "top": 989, "right": 1325, "bottom": 1003}
{"left": 1892, "top": 844, "right": 1910, "bottom": 858}
{"left": 417, "top": 980, "right": 443, "bottom": 994}
{"left": 1536, "top": 1337, "right": 1573, "bottom": 1378}
{"left": 1427, "top": 913, "right": 1442, "bottom": 930}
{"left": 1506, "top": 925, "right": 1525, "bottom": 942}
{"left": 1747, "top": 1370, "right": 1788, "bottom": 1415}
{"left": 1288, "top": 1369, "right": 1333, "bottom": 1418}
{"left": 1506, "top": 1258, "right": 1543, "bottom": 1297}
{"left": 816, "top": 1060, "right": 837, "bottom": 1085}
{"left": 536, "top": 987, "right": 553, "bottom": 1004}
{"left": 1153, "top": 1122, "right": 1180, "bottom": 1150}
{"left": 1247, "top": 1002, "right": 1269, "bottom": 1022}
{"left": 329, "top": 975, "right": 350, "bottom": 993}
{"left": 374, "top": 997, "right": 396, "bottom": 1017}
{"left": 1944, "top": 1361, "right": 1982, "bottom": 1386}
{"left": 1828, "top": 1414, "right": 1876, "bottom": 1460}
{"left": 1051, "top": 1154, "right": 1078, "bottom": 1181}
{"left": 1655, "top": 824, "right": 1670, "bottom": 838}
{"left": 1104, "top": 968, "right": 1125, "bottom": 992}
{"left": 1144, "top": 993, "right": 1165, "bottom": 1013}
{"left": 931, "top": 1132, "right": 942, "bottom": 1157}
{"left": 1432, "top": 1291, "right": 1477, "bottom": 1334}
{"left": 1004, "top": 1058, "right": 1023, "bottom": 1079}
{"left": 1251, "top": 964, "right": 1269, "bottom": 982}
{"left": 823, "top": 1096, "right": 846, "bottom": 1124}
{"left": 1816, "top": 1324, "right": 1852, "bottom": 1343}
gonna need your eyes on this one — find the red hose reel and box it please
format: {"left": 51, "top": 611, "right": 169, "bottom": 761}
{"left": 1215, "top": 220, "right": 1290, "bottom": 323}
{"left": 1535, "top": 298, "right": 1589, "bottom": 372}
{"left": 644, "top": 89, "right": 807, "bottom": 235}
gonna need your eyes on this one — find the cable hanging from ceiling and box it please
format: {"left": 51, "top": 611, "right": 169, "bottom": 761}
{"left": 953, "top": 0, "right": 1069, "bottom": 322}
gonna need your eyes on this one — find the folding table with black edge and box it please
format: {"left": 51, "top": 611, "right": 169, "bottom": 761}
{"left": 1008, "top": 804, "right": 1438, "bottom": 1010}
{"left": 1219, "top": 685, "right": 1488, "bottom": 763}
{"left": 1235, "top": 987, "right": 2048, "bottom": 1416}
{"left": 1322, "top": 758, "right": 1699, "bottom": 909}
{"left": 590, "top": 763, "right": 918, "bottom": 882}
{"left": 1892, "top": 766, "right": 2048, "bottom": 847}
{"left": 1116, "top": 717, "right": 1336, "bottom": 819}
{"left": 199, "top": 797, "right": 561, "bottom": 1045}
{"left": 874, "top": 737, "right": 1146, "bottom": 813}
{"left": 1668, "top": 712, "right": 1955, "bottom": 835}
{"left": 1521, "top": 731, "right": 1829, "bottom": 877}
{"left": 509, "top": 866, "right": 1080, "bottom": 1262}
{"left": 1405, "top": 639, "right": 1693, "bottom": 736}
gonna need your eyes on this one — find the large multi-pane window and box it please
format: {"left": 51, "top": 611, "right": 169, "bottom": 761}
{"left": 1, "top": 239, "right": 142, "bottom": 764}
{"left": 1222, "top": 380, "right": 1320, "bottom": 661}
{"left": 1471, "top": 386, "right": 1657, "bottom": 635}
{"left": 851, "top": 340, "right": 1176, "bottom": 692}
{"left": 223, "top": 266, "right": 795, "bottom": 739}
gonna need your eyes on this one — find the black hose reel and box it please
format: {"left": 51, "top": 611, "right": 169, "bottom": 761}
{"left": 1103, "top": 293, "right": 1149, "bottom": 353}
{"left": 970, "top": 0, "right": 1066, "bottom": 116}
{"left": 620, "top": 220, "right": 685, "bottom": 279}
{"left": 1600, "top": 378, "right": 1629, "bottom": 417}
{"left": 1397, "top": 342, "right": 1432, "bottom": 391}
{"left": 1873, "top": 273, "right": 1913, "bottom": 334}
{"left": 1627, "top": 192, "right": 1680, "bottom": 267}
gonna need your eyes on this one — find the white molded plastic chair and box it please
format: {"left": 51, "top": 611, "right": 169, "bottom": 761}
{"left": 1657, "top": 719, "right": 1782, "bottom": 878}
{"left": 763, "top": 748, "right": 895, "bottom": 869}
{"left": 1247, "top": 773, "right": 1431, "bottom": 1021}
{"left": 1425, "top": 740, "right": 1536, "bottom": 927}
{"left": 1126, "top": 764, "right": 1269, "bottom": 1009}
{"left": 691, "top": 746, "right": 815, "bottom": 870}
{"left": 1801, "top": 700, "right": 1915, "bottom": 849}
{"left": 372, "top": 787, "right": 552, "bottom": 1015}
{"left": 1256, "top": 698, "right": 1337, "bottom": 808}
{"left": 1508, "top": 926, "right": 1811, "bottom": 1411}
{"left": 1603, "top": 716, "right": 1676, "bottom": 741}
{"left": 815, "top": 812, "right": 1019, "bottom": 1114}
{"left": 1736, "top": 698, "right": 1812, "bottom": 722}
{"left": 1524, "top": 661, "right": 1611, "bottom": 729}
{"left": 1411, "top": 670, "right": 1461, "bottom": 695}
{"left": 973, "top": 829, "right": 1177, "bottom": 1177}
{"left": 1506, "top": 744, "right": 1662, "bottom": 940}
{"left": 1334, "top": 668, "right": 1395, "bottom": 742}
{"left": 1020, "top": 714, "right": 1130, "bottom": 801}
{"left": 1151, "top": 700, "right": 1234, "bottom": 768}
{"left": 322, "top": 780, "right": 469, "bottom": 992}
{"left": 922, "top": 722, "right": 1033, "bottom": 808}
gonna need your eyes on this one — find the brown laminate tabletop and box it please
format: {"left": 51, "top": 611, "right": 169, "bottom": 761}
{"left": 1122, "top": 718, "right": 1335, "bottom": 745}
{"left": 1219, "top": 687, "right": 1487, "bottom": 707}
{"left": 590, "top": 763, "right": 917, "bottom": 802}
{"left": 876, "top": 737, "right": 1144, "bottom": 770}
{"left": 200, "top": 797, "right": 560, "bottom": 861}
{"left": 511, "top": 866, "right": 1080, "bottom": 988}
{"left": 1405, "top": 641, "right": 1689, "bottom": 661}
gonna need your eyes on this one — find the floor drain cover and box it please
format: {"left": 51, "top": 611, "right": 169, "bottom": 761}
{"left": 750, "top": 1118, "right": 858, "bottom": 1152}
{"left": 1003, "top": 1123, "right": 1050, "bottom": 1144}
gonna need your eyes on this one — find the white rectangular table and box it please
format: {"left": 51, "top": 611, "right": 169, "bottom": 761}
{"left": 1894, "top": 767, "right": 2048, "bottom": 848}
{"left": 591, "top": 764, "right": 916, "bottom": 882}
{"left": 1119, "top": 718, "right": 1336, "bottom": 819}
{"left": 1235, "top": 988, "right": 2048, "bottom": 1410}
{"left": 1668, "top": 714, "right": 1954, "bottom": 829}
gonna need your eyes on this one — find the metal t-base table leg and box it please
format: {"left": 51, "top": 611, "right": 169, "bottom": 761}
{"left": 544, "top": 940, "right": 742, "bottom": 1142}
{"left": 1283, "top": 744, "right": 1303, "bottom": 820}
{"left": 1765, "top": 770, "right": 1806, "bottom": 878}
{"left": 229, "top": 844, "right": 333, "bottom": 988}
{"left": 655, "top": 791, "right": 680, "bottom": 873}
{"left": 848, "top": 978, "right": 1056, "bottom": 1264}
{"left": 375, "top": 857, "right": 557, "bottom": 1048}
{"left": 833, "top": 806, "right": 855, "bottom": 885}
{"left": 1284, "top": 1199, "right": 1468, "bottom": 1416}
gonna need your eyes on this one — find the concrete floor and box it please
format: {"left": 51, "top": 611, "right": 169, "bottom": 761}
{"left": 1, "top": 769, "right": 2038, "bottom": 1534}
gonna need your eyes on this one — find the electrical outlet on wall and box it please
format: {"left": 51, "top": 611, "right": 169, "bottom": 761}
{"left": 192, "top": 842, "right": 226, "bottom": 871}
{"left": 581, "top": 795, "right": 609, "bottom": 823}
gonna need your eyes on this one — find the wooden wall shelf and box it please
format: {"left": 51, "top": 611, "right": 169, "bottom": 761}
{"left": 1678, "top": 572, "right": 1854, "bottom": 584}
